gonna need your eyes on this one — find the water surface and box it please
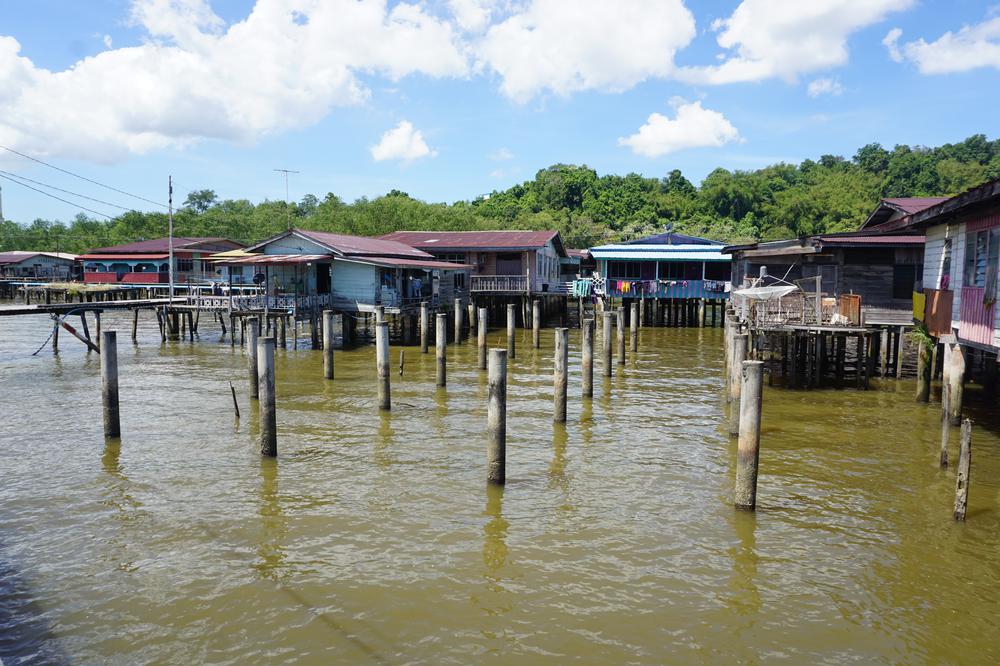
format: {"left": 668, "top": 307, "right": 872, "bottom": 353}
{"left": 1, "top": 311, "right": 998, "bottom": 663}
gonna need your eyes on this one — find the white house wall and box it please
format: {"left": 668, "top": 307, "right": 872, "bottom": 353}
{"left": 262, "top": 235, "right": 330, "bottom": 256}
{"left": 331, "top": 260, "right": 377, "bottom": 309}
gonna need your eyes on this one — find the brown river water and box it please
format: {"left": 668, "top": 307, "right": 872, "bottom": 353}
{"left": 1, "top": 309, "right": 999, "bottom": 664}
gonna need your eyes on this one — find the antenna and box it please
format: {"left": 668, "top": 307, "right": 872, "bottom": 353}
{"left": 274, "top": 168, "right": 300, "bottom": 230}
{"left": 168, "top": 176, "right": 174, "bottom": 303}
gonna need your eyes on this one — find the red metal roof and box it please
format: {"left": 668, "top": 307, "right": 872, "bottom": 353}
{"left": 379, "top": 230, "right": 560, "bottom": 251}
{"left": 343, "top": 256, "right": 475, "bottom": 270}
{"left": 294, "top": 230, "right": 433, "bottom": 259}
{"left": 882, "top": 197, "right": 950, "bottom": 214}
{"left": 79, "top": 253, "right": 170, "bottom": 260}
{"left": 817, "top": 234, "right": 925, "bottom": 245}
{"left": 86, "top": 237, "right": 243, "bottom": 254}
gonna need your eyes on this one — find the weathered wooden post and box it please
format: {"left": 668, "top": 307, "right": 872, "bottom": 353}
{"left": 729, "top": 334, "right": 748, "bottom": 436}
{"left": 916, "top": 339, "right": 931, "bottom": 402}
{"left": 947, "top": 342, "right": 965, "bottom": 426}
{"left": 436, "top": 313, "right": 447, "bottom": 387}
{"left": 554, "top": 327, "right": 568, "bottom": 422}
{"left": 101, "top": 330, "right": 121, "bottom": 438}
{"left": 532, "top": 299, "right": 541, "bottom": 348}
{"left": 954, "top": 418, "right": 972, "bottom": 521}
{"left": 940, "top": 383, "right": 951, "bottom": 467}
{"left": 734, "top": 360, "right": 763, "bottom": 510}
{"left": 582, "top": 317, "right": 594, "bottom": 397}
{"left": 131, "top": 309, "right": 139, "bottom": 341}
{"left": 506, "top": 303, "right": 516, "bottom": 359}
{"left": 420, "top": 301, "right": 429, "bottom": 353}
{"left": 454, "top": 297, "right": 464, "bottom": 343}
{"left": 630, "top": 302, "right": 638, "bottom": 352}
{"left": 468, "top": 301, "right": 476, "bottom": 335}
{"left": 487, "top": 348, "right": 507, "bottom": 485}
{"left": 322, "top": 310, "right": 335, "bottom": 380}
{"left": 257, "top": 336, "right": 277, "bottom": 457}
{"left": 376, "top": 321, "right": 391, "bottom": 410}
{"left": 616, "top": 307, "right": 625, "bottom": 366}
{"left": 603, "top": 312, "right": 613, "bottom": 377}
{"left": 478, "top": 307, "right": 488, "bottom": 370}
{"left": 247, "top": 317, "right": 260, "bottom": 399}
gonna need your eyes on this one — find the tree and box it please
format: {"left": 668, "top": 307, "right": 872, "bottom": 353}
{"left": 183, "top": 189, "right": 218, "bottom": 213}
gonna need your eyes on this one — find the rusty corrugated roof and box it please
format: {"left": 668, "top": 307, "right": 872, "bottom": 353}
{"left": 379, "top": 230, "right": 561, "bottom": 252}
{"left": 817, "top": 233, "right": 924, "bottom": 245}
{"left": 882, "top": 197, "right": 950, "bottom": 214}
{"left": 86, "top": 237, "right": 243, "bottom": 254}
{"left": 245, "top": 229, "right": 434, "bottom": 260}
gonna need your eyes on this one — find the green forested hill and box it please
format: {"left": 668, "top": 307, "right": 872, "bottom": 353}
{"left": 3, "top": 134, "right": 998, "bottom": 253}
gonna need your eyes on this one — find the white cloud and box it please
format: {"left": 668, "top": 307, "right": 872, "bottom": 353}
{"left": 478, "top": 0, "right": 695, "bottom": 103}
{"left": 883, "top": 27, "right": 904, "bottom": 62}
{"left": 102, "top": 34, "right": 113, "bottom": 49}
{"left": 448, "top": 0, "right": 495, "bottom": 32}
{"left": 680, "top": 0, "right": 913, "bottom": 84}
{"left": 370, "top": 120, "right": 436, "bottom": 162}
{"left": 0, "top": 0, "right": 467, "bottom": 162}
{"left": 883, "top": 17, "right": 1000, "bottom": 74}
{"left": 807, "top": 77, "right": 843, "bottom": 97}
{"left": 618, "top": 99, "right": 740, "bottom": 158}
{"left": 489, "top": 147, "right": 513, "bottom": 161}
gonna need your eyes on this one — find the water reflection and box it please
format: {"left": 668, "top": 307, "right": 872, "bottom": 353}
{"left": 254, "top": 458, "right": 286, "bottom": 581}
{"left": 727, "top": 510, "right": 761, "bottom": 621}
{"left": 482, "top": 484, "right": 510, "bottom": 595}
{"left": 374, "top": 410, "right": 395, "bottom": 468}
{"left": 580, "top": 399, "right": 593, "bottom": 447}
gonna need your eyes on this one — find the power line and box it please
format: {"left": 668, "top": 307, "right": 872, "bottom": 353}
{"left": 0, "top": 169, "right": 135, "bottom": 212}
{"left": 0, "top": 144, "right": 168, "bottom": 209}
{"left": 0, "top": 172, "right": 115, "bottom": 219}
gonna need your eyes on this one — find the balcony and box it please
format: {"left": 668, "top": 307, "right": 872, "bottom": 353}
{"left": 471, "top": 275, "right": 529, "bottom": 293}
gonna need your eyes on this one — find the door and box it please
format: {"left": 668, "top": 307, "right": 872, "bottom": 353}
{"left": 495, "top": 253, "right": 522, "bottom": 275}
{"left": 316, "top": 263, "right": 331, "bottom": 294}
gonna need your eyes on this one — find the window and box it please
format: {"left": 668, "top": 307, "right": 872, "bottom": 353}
{"left": 607, "top": 261, "right": 641, "bottom": 279}
{"left": 940, "top": 239, "right": 952, "bottom": 290}
{"left": 454, "top": 273, "right": 466, "bottom": 290}
{"left": 177, "top": 258, "right": 194, "bottom": 272}
{"left": 440, "top": 253, "right": 466, "bottom": 264}
{"left": 962, "top": 228, "right": 1000, "bottom": 288}
{"left": 893, "top": 265, "right": 917, "bottom": 300}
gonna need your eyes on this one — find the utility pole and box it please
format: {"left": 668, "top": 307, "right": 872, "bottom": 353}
{"left": 168, "top": 176, "right": 174, "bottom": 303}
{"left": 0, "top": 184, "right": 4, "bottom": 223}
{"left": 274, "top": 168, "right": 299, "bottom": 231}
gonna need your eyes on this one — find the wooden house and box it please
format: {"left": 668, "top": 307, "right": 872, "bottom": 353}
{"left": 724, "top": 231, "right": 925, "bottom": 317}
{"left": 878, "top": 178, "right": 1000, "bottom": 352}
{"left": 590, "top": 232, "right": 730, "bottom": 301}
{"left": 212, "top": 228, "right": 472, "bottom": 314}
{"left": 0, "top": 251, "right": 78, "bottom": 280}
{"left": 378, "top": 230, "right": 568, "bottom": 295}
{"left": 78, "top": 237, "right": 244, "bottom": 285}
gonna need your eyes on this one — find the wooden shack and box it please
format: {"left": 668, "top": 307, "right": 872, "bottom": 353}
{"left": 725, "top": 231, "right": 925, "bottom": 317}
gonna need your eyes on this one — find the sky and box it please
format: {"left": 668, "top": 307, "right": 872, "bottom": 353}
{"left": 0, "top": 0, "right": 998, "bottom": 224}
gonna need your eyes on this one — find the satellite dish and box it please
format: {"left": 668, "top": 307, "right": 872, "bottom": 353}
{"left": 253, "top": 272, "right": 265, "bottom": 285}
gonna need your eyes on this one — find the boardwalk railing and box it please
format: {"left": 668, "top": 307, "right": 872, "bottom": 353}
{"left": 471, "top": 275, "right": 528, "bottom": 293}
{"left": 188, "top": 293, "right": 331, "bottom": 312}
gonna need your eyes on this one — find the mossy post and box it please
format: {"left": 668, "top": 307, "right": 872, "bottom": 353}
{"left": 487, "top": 348, "right": 507, "bottom": 485}
{"left": 257, "top": 336, "right": 277, "bottom": 457}
{"left": 101, "top": 330, "right": 120, "bottom": 438}
{"left": 734, "top": 361, "right": 764, "bottom": 510}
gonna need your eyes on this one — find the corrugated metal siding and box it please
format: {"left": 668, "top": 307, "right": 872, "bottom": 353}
{"left": 959, "top": 286, "right": 994, "bottom": 345}
{"left": 330, "top": 260, "right": 376, "bottom": 309}
{"left": 922, "top": 225, "right": 947, "bottom": 289}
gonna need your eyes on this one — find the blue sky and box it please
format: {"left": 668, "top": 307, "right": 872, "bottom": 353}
{"left": 0, "top": 0, "right": 998, "bottom": 223}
